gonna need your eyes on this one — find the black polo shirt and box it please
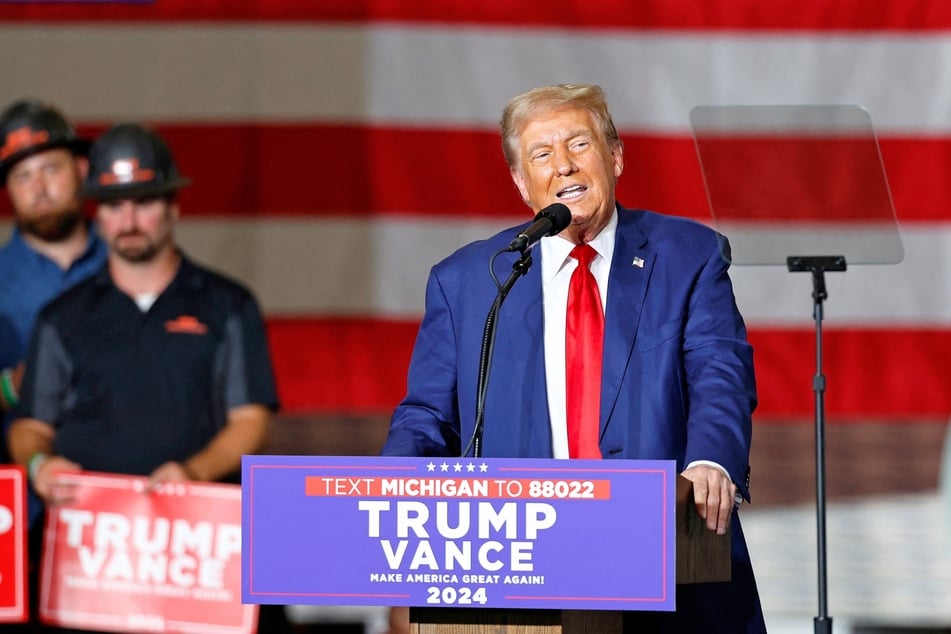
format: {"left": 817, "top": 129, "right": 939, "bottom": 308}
{"left": 17, "top": 253, "right": 279, "bottom": 477}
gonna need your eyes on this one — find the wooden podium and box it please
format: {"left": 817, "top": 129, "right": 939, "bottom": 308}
{"left": 409, "top": 476, "right": 730, "bottom": 634}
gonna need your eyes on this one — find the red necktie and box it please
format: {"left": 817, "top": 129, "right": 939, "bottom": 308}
{"left": 566, "top": 244, "right": 603, "bottom": 459}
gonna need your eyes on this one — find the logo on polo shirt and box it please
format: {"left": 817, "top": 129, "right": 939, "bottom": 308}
{"left": 165, "top": 315, "right": 208, "bottom": 335}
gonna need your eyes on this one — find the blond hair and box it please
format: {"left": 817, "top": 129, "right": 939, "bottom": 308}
{"left": 500, "top": 84, "right": 621, "bottom": 167}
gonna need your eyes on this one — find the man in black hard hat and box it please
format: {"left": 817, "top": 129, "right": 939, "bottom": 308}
{"left": 8, "top": 123, "right": 285, "bottom": 632}
{"left": 0, "top": 100, "right": 106, "bottom": 464}
{"left": 10, "top": 121, "right": 277, "bottom": 493}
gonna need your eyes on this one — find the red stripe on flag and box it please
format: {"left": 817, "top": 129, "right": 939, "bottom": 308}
{"left": 268, "top": 318, "right": 951, "bottom": 418}
{"left": 2, "top": 0, "right": 951, "bottom": 31}
{"left": 748, "top": 326, "right": 951, "bottom": 419}
{"left": 267, "top": 316, "right": 417, "bottom": 415}
{"left": 9, "top": 124, "right": 934, "bottom": 223}
{"left": 62, "top": 124, "right": 527, "bottom": 219}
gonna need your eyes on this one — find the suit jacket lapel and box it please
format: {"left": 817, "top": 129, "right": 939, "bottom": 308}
{"left": 489, "top": 252, "right": 553, "bottom": 456}
{"left": 601, "top": 209, "right": 652, "bottom": 435}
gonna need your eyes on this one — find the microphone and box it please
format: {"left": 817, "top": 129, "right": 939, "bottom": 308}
{"left": 507, "top": 203, "right": 572, "bottom": 253}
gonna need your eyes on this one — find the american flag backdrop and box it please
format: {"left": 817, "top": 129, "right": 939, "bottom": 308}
{"left": 2, "top": 1, "right": 951, "bottom": 628}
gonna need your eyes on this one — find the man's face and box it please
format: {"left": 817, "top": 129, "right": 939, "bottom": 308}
{"left": 5, "top": 148, "right": 87, "bottom": 242}
{"left": 97, "top": 196, "right": 177, "bottom": 263}
{"left": 510, "top": 106, "right": 623, "bottom": 245}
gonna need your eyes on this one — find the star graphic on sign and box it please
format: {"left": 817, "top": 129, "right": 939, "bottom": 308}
{"left": 453, "top": 463, "right": 463, "bottom": 472}
{"left": 426, "top": 462, "right": 436, "bottom": 472}
{"left": 466, "top": 463, "right": 476, "bottom": 472}
{"left": 440, "top": 462, "right": 450, "bottom": 472}
{"left": 479, "top": 463, "right": 489, "bottom": 472}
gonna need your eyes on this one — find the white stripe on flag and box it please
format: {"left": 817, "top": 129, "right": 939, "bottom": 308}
{"left": 1, "top": 24, "right": 951, "bottom": 133}
{"left": 4, "top": 218, "right": 944, "bottom": 324}
{"left": 162, "top": 221, "right": 951, "bottom": 324}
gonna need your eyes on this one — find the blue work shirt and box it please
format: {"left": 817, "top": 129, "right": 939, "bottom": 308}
{"left": 0, "top": 224, "right": 106, "bottom": 523}
{"left": 0, "top": 225, "right": 107, "bottom": 368}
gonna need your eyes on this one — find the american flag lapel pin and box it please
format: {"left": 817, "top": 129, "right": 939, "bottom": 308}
{"left": 632, "top": 256, "right": 645, "bottom": 268}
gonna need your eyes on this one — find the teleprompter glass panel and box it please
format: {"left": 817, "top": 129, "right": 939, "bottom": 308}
{"left": 690, "top": 105, "right": 903, "bottom": 265}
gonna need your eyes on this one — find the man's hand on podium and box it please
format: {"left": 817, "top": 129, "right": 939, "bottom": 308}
{"left": 681, "top": 464, "right": 736, "bottom": 536}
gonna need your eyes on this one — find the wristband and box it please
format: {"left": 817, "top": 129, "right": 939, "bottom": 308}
{"left": 0, "top": 368, "right": 18, "bottom": 409}
{"left": 28, "top": 452, "right": 48, "bottom": 483}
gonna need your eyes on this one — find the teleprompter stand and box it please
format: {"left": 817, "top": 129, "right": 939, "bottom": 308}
{"left": 787, "top": 254, "right": 846, "bottom": 634}
{"left": 409, "top": 476, "right": 730, "bottom": 634}
{"left": 691, "top": 104, "right": 904, "bottom": 634}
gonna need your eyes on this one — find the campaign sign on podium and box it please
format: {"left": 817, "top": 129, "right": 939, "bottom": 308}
{"left": 39, "top": 472, "right": 257, "bottom": 634}
{"left": 243, "top": 456, "right": 676, "bottom": 611}
{"left": 0, "top": 465, "right": 28, "bottom": 623}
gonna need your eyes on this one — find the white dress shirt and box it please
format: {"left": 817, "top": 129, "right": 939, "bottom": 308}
{"left": 540, "top": 211, "right": 616, "bottom": 459}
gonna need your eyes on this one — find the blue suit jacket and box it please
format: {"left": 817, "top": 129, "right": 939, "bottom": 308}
{"left": 384, "top": 207, "right": 765, "bottom": 632}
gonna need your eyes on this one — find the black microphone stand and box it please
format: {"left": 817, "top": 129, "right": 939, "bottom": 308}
{"left": 787, "top": 255, "right": 846, "bottom": 634}
{"left": 464, "top": 249, "right": 534, "bottom": 458}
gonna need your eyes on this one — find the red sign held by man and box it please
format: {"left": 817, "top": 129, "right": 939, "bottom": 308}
{"left": 40, "top": 472, "right": 255, "bottom": 633}
{"left": 0, "top": 465, "right": 28, "bottom": 623}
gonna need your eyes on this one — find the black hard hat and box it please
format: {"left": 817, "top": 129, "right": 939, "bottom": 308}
{"left": 85, "top": 123, "right": 191, "bottom": 202}
{"left": 0, "top": 98, "right": 90, "bottom": 182}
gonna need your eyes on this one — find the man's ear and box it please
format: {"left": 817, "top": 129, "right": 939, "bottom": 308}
{"left": 611, "top": 142, "right": 624, "bottom": 179}
{"left": 75, "top": 156, "right": 89, "bottom": 179}
{"left": 510, "top": 167, "right": 530, "bottom": 205}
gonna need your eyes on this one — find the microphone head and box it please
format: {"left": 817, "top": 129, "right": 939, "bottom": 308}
{"left": 507, "top": 202, "right": 574, "bottom": 253}
{"left": 537, "top": 203, "right": 572, "bottom": 236}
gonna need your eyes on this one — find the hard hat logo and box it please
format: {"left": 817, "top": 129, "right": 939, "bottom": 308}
{"left": 99, "top": 159, "right": 155, "bottom": 186}
{"left": 1, "top": 127, "right": 51, "bottom": 160}
{"left": 84, "top": 123, "right": 190, "bottom": 202}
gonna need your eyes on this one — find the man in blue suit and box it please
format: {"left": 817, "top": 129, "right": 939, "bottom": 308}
{"left": 382, "top": 84, "right": 765, "bottom": 633}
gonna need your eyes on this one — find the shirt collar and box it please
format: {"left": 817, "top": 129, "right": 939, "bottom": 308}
{"left": 539, "top": 207, "right": 617, "bottom": 283}
{"left": 93, "top": 248, "right": 192, "bottom": 289}
{"left": 9, "top": 222, "right": 104, "bottom": 268}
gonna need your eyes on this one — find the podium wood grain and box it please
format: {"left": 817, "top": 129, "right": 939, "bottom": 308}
{"left": 676, "top": 475, "right": 732, "bottom": 584}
